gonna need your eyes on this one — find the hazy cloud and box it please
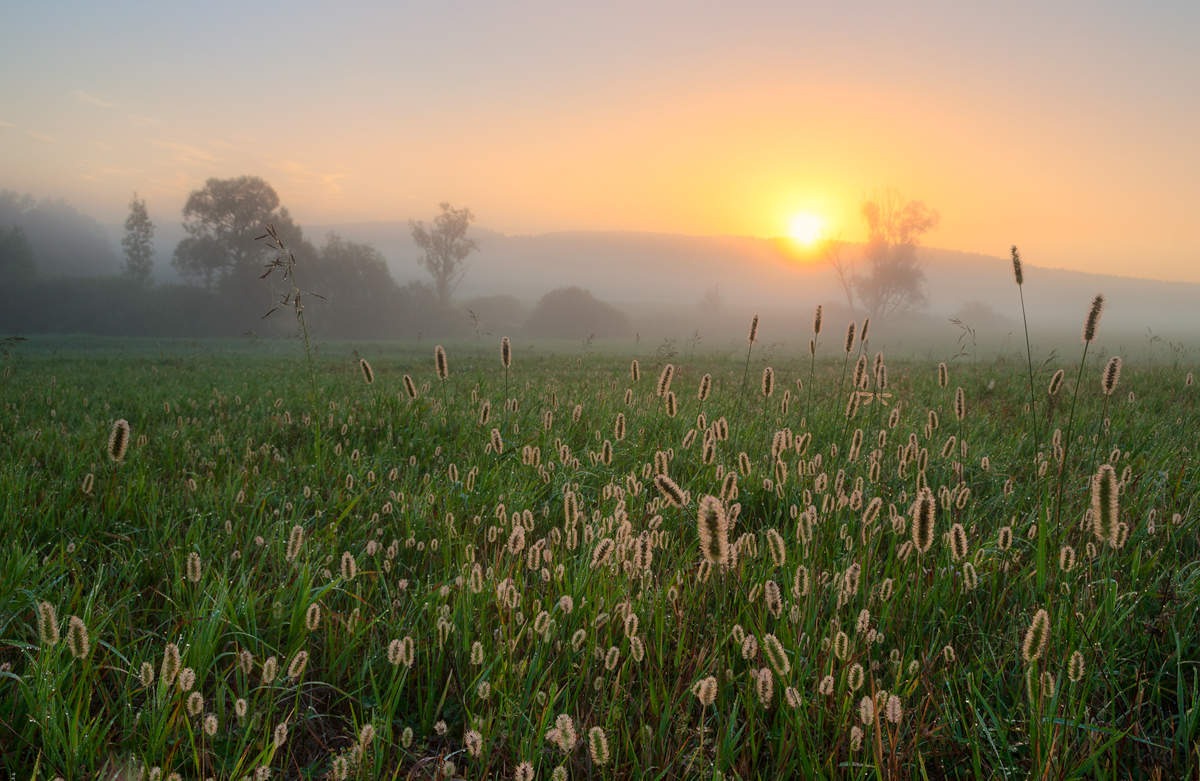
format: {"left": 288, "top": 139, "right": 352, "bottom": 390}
{"left": 274, "top": 159, "right": 348, "bottom": 197}
{"left": 72, "top": 89, "right": 115, "bottom": 109}
{"left": 153, "top": 139, "right": 219, "bottom": 166}
{"left": 128, "top": 114, "right": 162, "bottom": 128}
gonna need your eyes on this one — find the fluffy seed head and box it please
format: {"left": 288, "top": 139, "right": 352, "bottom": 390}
{"left": 1102, "top": 356, "right": 1122, "bottom": 396}
{"left": 954, "top": 386, "right": 966, "bottom": 421}
{"left": 587, "top": 726, "right": 610, "bottom": 765}
{"left": 910, "top": 487, "right": 936, "bottom": 554}
{"left": 359, "top": 358, "right": 374, "bottom": 385}
{"left": 656, "top": 364, "right": 675, "bottom": 398}
{"left": 761, "top": 366, "right": 774, "bottom": 398}
{"left": 748, "top": 314, "right": 759, "bottom": 344}
{"left": 37, "top": 601, "right": 59, "bottom": 646}
{"left": 434, "top": 344, "right": 448, "bottom": 380}
{"left": 762, "top": 633, "right": 790, "bottom": 675}
{"left": 1048, "top": 368, "right": 1065, "bottom": 397}
{"left": 692, "top": 675, "right": 718, "bottom": 706}
{"left": 500, "top": 336, "right": 512, "bottom": 369}
{"left": 813, "top": 305, "right": 822, "bottom": 335}
{"left": 1091, "top": 464, "right": 1120, "bottom": 547}
{"left": 1022, "top": 608, "right": 1051, "bottom": 663}
{"left": 66, "top": 615, "right": 90, "bottom": 659}
{"left": 697, "top": 373, "right": 712, "bottom": 402}
{"left": 1083, "top": 294, "right": 1104, "bottom": 343}
{"left": 402, "top": 374, "right": 417, "bottom": 399}
{"left": 1011, "top": 245, "right": 1023, "bottom": 286}
{"left": 108, "top": 418, "right": 131, "bottom": 462}
{"left": 937, "top": 362, "right": 948, "bottom": 389}
{"left": 654, "top": 474, "right": 686, "bottom": 508}
{"left": 630, "top": 359, "right": 640, "bottom": 382}
{"left": 844, "top": 321, "right": 856, "bottom": 353}
{"left": 697, "top": 495, "right": 730, "bottom": 566}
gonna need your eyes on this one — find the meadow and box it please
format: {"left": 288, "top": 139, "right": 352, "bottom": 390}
{"left": 1, "top": 313, "right": 1197, "bottom": 779}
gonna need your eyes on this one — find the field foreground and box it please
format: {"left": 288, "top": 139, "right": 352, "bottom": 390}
{"left": 1, "top": 337, "right": 1198, "bottom": 779}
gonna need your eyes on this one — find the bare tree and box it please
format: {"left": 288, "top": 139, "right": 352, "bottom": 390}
{"left": 410, "top": 203, "right": 477, "bottom": 308}
{"left": 855, "top": 190, "right": 939, "bottom": 319}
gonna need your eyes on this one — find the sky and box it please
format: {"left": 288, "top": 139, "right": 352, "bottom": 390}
{"left": 2, "top": 1, "right": 1198, "bottom": 282}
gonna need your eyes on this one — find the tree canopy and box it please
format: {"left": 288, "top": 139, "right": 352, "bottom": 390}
{"left": 172, "top": 176, "right": 309, "bottom": 291}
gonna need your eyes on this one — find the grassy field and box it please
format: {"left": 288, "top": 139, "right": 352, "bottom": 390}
{"left": 1, "top": 324, "right": 1197, "bottom": 779}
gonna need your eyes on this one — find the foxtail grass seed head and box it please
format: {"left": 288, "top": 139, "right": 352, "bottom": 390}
{"left": 1091, "top": 464, "right": 1120, "bottom": 547}
{"left": 66, "top": 615, "right": 90, "bottom": 659}
{"left": 654, "top": 474, "right": 686, "bottom": 507}
{"left": 501, "top": 336, "right": 512, "bottom": 368}
{"left": 1048, "top": 369, "right": 1065, "bottom": 397}
{"left": 37, "top": 601, "right": 59, "bottom": 646}
{"left": 656, "top": 363, "right": 674, "bottom": 398}
{"left": 286, "top": 524, "right": 304, "bottom": 561}
{"left": 552, "top": 714, "right": 577, "bottom": 752}
{"left": 630, "top": 359, "right": 640, "bottom": 382}
{"left": 1068, "top": 650, "right": 1086, "bottom": 683}
{"left": 938, "top": 362, "right": 948, "bottom": 389}
{"left": 911, "top": 487, "right": 936, "bottom": 554}
{"left": 813, "top": 305, "right": 822, "bottom": 335}
{"left": 954, "top": 386, "right": 966, "bottom": 421}
{"left": 697, "top": 495, "right": 730, "bottom": 566}
{"left": 359, "top": 357, "right": 374, "bottom": 385}
{"left": 692, "top": 675, "right": 718, "bottom": 706}
{"left": 305, "top": 602, "right": 321, "bottom": 631}
{"left": 1011, "top": 245, "right": 1023, "bottom": 286}
{"left": 1022, "top": 608, "right": 1050, "bottom": 663}
{"left": 287, "top": 650, "right": 308, "bottom": 679}
{"left": 161, "top": 642, "right": 181, "bottom": 686}
{"left": 697, "top": 373, "right": 712, "bottom": 402}
{"left": 1102, "top": 356, "right": 1122, "bottom": 396}
{"left": 434, "top": 344, "right": 448, "bottom": 380}
{"left": 587, "top": 726, "right": 610, "bottom": 765}
{"left": 402, "top": 374, "right": 417, "bottom": 399}
{"left": 185, "top": 551, "right": 201, "bottom": 583}
{"left": 1083, "top": 294, "right": 1104, "bottom": 343}
{"left": 844, "top": 321, "right": 856, "bottom": 353}
{"left": 763, "top": 633, "right": 790, "bottom": 675}
{"left": 761, "top": 366, "right": 774, "bottom": 398}
{"left": 748, "top": 314, "right": 759, "bottom": 344}
{"left": 108, "top": 418, "right": 131, "bottom": 462}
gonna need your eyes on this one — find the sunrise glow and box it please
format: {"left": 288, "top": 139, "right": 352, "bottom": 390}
{"left": 788, "top": 212, "right": 826, "bottom": 247}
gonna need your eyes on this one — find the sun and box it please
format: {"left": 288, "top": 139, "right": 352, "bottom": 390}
{"left": 788, "top": 212, "right": 826, "bottom": 247}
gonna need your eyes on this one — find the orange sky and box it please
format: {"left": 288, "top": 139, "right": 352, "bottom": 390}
{"left": 2, "top": 2, "right": 1197, "bottom": 281}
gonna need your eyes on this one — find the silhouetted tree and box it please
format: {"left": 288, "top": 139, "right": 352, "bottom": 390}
{"left": 306, "top": 232, "right": 401, "bottom": 337}
{"left": 410, "top": 203, "right": 477, "bottom": 308}
{"left": 526, "top": 286, "right": 631, "bottom": 339}
{"left": 172, "top": 176, "right": 307, "bottom": 290}
{"left": 122, "top": 193, "right": 155, "bottom": 285}
{"left": 854, "top": 190, "right": 939, "bottom": 319}
{"left": 0, "top": 226, "right": 35, "bottom": 282}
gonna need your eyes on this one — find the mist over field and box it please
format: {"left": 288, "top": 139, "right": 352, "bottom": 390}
{"left": 0, "top": 191, "right": 1196, "bottom": 362}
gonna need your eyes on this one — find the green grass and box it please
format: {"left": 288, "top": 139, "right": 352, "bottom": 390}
{"left": 0, "top": 333, "right": 1197, "bottom": 779}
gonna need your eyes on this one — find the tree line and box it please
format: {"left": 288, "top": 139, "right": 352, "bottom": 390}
{"left": 0, "top": 176, "right": 639, "bottom": 340}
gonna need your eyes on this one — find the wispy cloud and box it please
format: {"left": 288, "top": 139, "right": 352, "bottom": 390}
{"left": 128, "top": 114, "right": 162, "bottom": 128}
{"left": 26, "top": 130, "right": 55, "bottom": 143}
{"left": 152, "top": 139, "right": 219, "bottom": 166}
{"left": 72, "top": 89, "right": 116, "bottom": 109}
{"left": 274, "top": 159, "right": 348, "bottom": 197}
